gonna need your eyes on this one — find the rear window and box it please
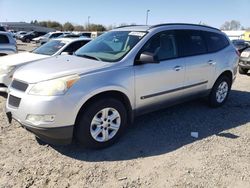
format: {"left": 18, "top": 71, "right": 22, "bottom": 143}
{"left": 176, "top": 30, "right": 207, "bottom": 57}
{"left": 0, "top": 34, "right": 9, "bottom": 44}
{"left": 203, "top": 31, "right": 229, "bottom": 52}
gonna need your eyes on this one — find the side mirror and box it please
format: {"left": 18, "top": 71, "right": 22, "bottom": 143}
{"left": 61, "top": 52, "right": 71, "bottom": 55}
{"left": 137, "top": 52, "right": 159, "bottom": 64}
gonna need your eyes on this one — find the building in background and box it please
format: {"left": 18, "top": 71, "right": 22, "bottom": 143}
{"left": 0, "top": 22, "right": 56, "bottom": 33}
{"left": 243, "top": 31, "right": 250, "bottom": 41}
{"left": 222, "top": 30, "right": 245, "bottom": 40}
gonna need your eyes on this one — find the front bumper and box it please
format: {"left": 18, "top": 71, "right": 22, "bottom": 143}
{"left": 6, "top": 111, "right": 73, "bottom": 145}
{"left": 5, "top": 87, "right": 82, "bottom": 145}
{"left": 239, "top": 60, "right": 250, "bottom": 69}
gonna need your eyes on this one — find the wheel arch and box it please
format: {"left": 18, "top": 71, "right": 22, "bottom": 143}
{"left": 74, "top": 89, "right": 134, "bottom": 128}
{"left": 216, "top": 70, "right": 233, "bottom": 86}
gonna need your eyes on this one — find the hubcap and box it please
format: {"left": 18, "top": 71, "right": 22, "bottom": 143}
{"left": 216, "top": 81, "right": 229, "bottom": 103}
{"left": 90, "top": 108, "right": 121, "bottom": 142}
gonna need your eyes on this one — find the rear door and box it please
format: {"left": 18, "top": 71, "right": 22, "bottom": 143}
{"left": 175, "top": 30, "right": 215, "bottom": 96}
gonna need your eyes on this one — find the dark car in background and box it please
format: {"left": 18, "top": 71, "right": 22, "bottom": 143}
{"left": 238, "top": 47, "right": 250, "bottom": 74}
{"left": 0, "top": 26, "right": 7, "bottom": 32}
{"left": 20, "top": 31, "right": 47, "bottom": 43}
{"left": 232, "top": 39, "right": 249, "bottom": 53}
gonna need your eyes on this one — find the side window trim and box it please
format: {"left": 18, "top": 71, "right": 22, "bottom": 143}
{"left": 175, "top": 29, "right": 208, "bottom": 58}
{"left": 202, "top": 31, "right": 230, "bottom": 53}
{"left": 134, "top": 30, "right": 179, "bottom": 64}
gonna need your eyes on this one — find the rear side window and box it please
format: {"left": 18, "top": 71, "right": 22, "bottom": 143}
{"left": 141, "top": 31, "right": 178, "bottom": 61}
{"left": 62, "top": 40, "right": 90, "bottom": 54}
{"left": 203, "top": 31, "right": 229, "bottom": 52}
{"left": 0, "top": 34, "right": 9, "bottom": 44}
{"left": 176, "top": 30, "right": 207, "bottom": 57}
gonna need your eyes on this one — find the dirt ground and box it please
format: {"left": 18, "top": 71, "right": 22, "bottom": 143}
{"left": 0, "top": 42, "right": 250, "bottom": 187}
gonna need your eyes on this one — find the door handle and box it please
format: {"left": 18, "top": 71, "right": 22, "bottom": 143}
{"left": 174, "top": 66, "right": 182, "bottom": 71}
{"left": 207, "top": 60, "right": 216, "bottom": 65}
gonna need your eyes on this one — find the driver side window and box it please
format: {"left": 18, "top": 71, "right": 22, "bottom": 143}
{"left": 141, "top": 31, "right": 177, "bottom": 61}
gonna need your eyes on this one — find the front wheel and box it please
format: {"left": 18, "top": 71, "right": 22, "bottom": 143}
{"left": 209, "top": 76, "right": 232, "bottom": 107}
{"left": 75, "top": 98, "right": 128, "bottom": 149}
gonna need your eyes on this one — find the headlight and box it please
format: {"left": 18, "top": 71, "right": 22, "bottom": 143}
{"left": 29, "top": 75, "right": 80, "bottom": 96}
{"left": 0, "top": 65, "right": 16, "bottom": 75}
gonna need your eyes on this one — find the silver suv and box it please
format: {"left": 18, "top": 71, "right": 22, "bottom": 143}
{"left": 0, "top": 31, "right": 17, "bottom": 56}
{"left": 6, "top": 24, "right": 239, "bottom": 148}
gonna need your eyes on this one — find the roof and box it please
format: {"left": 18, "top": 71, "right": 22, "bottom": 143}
{"left": 0, "top": 31, "right": 13, "bottom": 37}
{"left": 113, "top": 23, "right": 222, "bottom": 33}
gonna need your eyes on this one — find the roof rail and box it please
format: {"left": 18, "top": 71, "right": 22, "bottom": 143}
{"left": 114, "top": 25, "right": 147, "bottom": 29}
{"left": 149, "top": 23, "right": 220, "bottom": 31}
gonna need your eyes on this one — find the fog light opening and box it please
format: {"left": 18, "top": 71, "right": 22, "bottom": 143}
{"left": 26, "top": 114, "right": 56, "bottom": 125}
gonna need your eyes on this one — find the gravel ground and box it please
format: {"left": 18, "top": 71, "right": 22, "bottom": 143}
{"left": 0, "top": 43, "right": 250, "bottom": 187}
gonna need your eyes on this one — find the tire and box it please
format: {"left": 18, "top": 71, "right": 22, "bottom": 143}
{"left": 75, "top": 98, "right": 128, "bottom": 149}
{"left": 25, "top": 38, "right": 30, "bottom": 43}
{"left": 239, "top": 67, "right": 248, "bottom": 75}
{"left": 209, "top": 75, "right": 232, "bottom": 108}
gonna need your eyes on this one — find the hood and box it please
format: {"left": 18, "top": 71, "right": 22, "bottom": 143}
{"left": 14, "top": 55, "right": 112, "bottom": 83}
{"left": 0, "top": 52, "right": 49, "bottom": 67}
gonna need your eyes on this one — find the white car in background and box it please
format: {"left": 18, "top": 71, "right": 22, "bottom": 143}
{"left": 0, "top": 31, "right": 17, "bottom": 56}
{"left": 0, "top": 37, "right": 91, "bottom": 92}
{"left": 33, "top": 32, "right": 68, "bottom": 44}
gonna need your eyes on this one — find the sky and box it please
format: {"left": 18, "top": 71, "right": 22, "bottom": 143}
{"left": 0, "top": 0, "right": 250, "bottom": 28}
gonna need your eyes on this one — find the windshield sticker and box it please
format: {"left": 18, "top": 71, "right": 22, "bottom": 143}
{"left": 129, "top": 32, "right": 146, "bottom": 37}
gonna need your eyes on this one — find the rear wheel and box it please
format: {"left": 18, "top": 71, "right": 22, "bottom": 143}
{"left": 239, "top": 67, "right": 248, "bottom": 74}
{"left": 209, "top": 75, "right": 232, "bottom": 107}
{"left": 75, "top": 98, "right": 127, "bottom": 149}
{"left": 25, "top": 38, "right": 30, "bottom": 43}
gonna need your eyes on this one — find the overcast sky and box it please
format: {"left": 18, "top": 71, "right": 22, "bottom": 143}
{"left": 1, "top": 0, "right": 250, "bottom": 28}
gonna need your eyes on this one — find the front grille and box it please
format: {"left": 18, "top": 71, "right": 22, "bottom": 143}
{"left": 11, "top": 80, "right": 28, "bottom": 92}
{"left": 8, "top": 95, "right": 21, "bottom": 108}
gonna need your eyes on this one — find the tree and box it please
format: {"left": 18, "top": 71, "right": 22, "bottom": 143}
{"left": 87, "top": 24, "right": 106, "bottom": 31}
{"left": 63, "top": 22, "right": 74, "bottom": 31}
{"left": 74, "top": 25, "right": 85, "bottom": 31}
{"left": 220, "top": 20, "right": 241, "bottom": 30}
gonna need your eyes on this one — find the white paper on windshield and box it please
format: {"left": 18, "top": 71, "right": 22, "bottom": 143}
{"left": 129, "top": 32, "right": 146, "bottom": 37}
{"left": 241, "top": 51, "right": 250, "bottom": 58}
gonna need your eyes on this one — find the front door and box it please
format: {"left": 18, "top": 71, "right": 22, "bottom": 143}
{"left": 134, "top": 30, "right": 185, "bottom": 112}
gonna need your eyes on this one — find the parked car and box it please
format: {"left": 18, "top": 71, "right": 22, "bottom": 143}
{"left": 0, "top": 26, "right": 7, "bottom": 32}
{"left": 0, "top": 31, "right": 17, "bottom": 57}
{"left": 15, "top": 31, "right": 28, "bottom": 39}
{"left": 0, "top": 37, "right": 91, "bottom": 92}
{"left": 6, "top": 24, "right": 239, "bottom": 148}
{"left": 39, "top": 32, "right": 66, "bottom": 44}
{"left": 238, "top": 47, "right": 250, "bottom": 74}
{"left": 232, "top": 39, "right": 249, "bottom": 53}
{"left": 20, "top": 31, "right": 47, "bottom": 43}
{"left": 33, "top": 32, "right": 69, "bottom": 44}
{"left": 79, "top": 32, "right": 91, "bottom": 38}
{"left": 57, "top": 33, "right": 80, "bottom": 38}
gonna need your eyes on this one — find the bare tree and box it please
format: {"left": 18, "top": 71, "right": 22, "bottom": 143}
{"left": 220, "top": 20, "right": 241, "bottom": 30}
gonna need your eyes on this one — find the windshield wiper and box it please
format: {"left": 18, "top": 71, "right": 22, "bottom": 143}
{"left": 76, "top": 54, "right": 102, "bottom": 61}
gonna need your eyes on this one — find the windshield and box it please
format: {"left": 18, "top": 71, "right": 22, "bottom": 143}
{"left": 32, "top": 40, "right": 66, "bottom": 56}
{"left": 75, "top": 31, "right": 147, "bottom": 62}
